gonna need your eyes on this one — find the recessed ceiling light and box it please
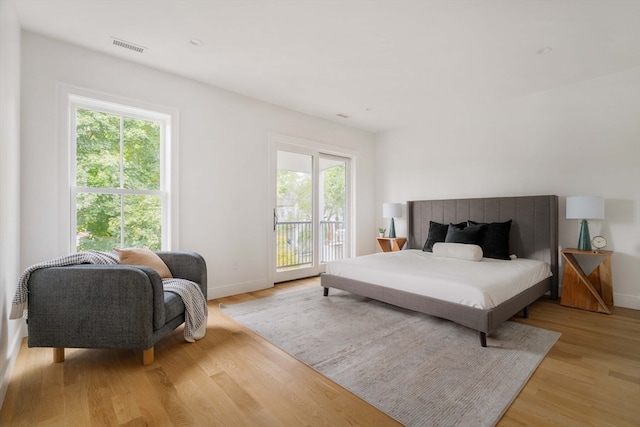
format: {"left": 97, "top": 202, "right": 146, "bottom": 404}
{"left": 537, "top": 47, "right": 552, "bottom": 55}
{"left": 190, "top": 39, "right": 203, "bottom": 46}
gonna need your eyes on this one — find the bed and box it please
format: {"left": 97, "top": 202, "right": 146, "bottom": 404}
{"left": 321, "top": 195, "right": 559, "bottom": 346}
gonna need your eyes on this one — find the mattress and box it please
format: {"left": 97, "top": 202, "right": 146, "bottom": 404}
{"left": 325, "top": 249, "right": 552, "bottom": 309}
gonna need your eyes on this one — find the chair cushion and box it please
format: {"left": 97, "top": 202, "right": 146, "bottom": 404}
{"left": 164, "top": 291, "right": 185, "bottom": 323}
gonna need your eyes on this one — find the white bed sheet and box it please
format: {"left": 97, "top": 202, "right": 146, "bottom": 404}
{"left": 325, "top": 250, "right": 552, "bottom": 309}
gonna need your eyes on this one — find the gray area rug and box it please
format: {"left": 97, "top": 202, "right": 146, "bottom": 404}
{"left": 221, "top": 287, "right": 560, "bottom": 427}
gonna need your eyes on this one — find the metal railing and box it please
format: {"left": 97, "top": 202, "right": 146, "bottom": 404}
{"left": 319, "top": 221, "right": 344, "bottom": 264}
{"left": 276, "top": 221, "right": 313, "bottom": 269}
{"left": 276, "top": 220, "right": 344, "bottom": 269}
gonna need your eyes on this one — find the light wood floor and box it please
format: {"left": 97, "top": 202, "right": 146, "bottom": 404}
{"left": 1, "top": 277, "right": 639, "bottom": 426}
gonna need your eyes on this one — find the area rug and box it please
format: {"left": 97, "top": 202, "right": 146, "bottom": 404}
{"left": 221, "top": 287, "right": 560, "bottom": 427}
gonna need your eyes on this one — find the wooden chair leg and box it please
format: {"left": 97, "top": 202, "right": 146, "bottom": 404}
{"left": 53, "top": 347, "right": 65, "bottom": 363}
{"left": 142, "top": 347, "right": 154, "bottom": 365}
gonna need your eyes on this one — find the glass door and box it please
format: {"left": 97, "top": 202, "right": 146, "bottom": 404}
{"left": 273, "top": 146, "right": 350, "bottom": 283}
{"left": 274, "top": 149, "right": 316, "bottom": 282}
{"left": 318, "top": 155, "right": 348, "bottom": 266}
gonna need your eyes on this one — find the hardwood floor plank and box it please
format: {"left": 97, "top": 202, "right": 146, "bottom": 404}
{"left": 35, "top": 360, "right": 64, "bottom": 424}
{"left": 173, "top": 379, "right": 248, "bottom": 427}
{"left": 10, "top": 340, "right": 46, "bottom": 425}
{"left": 609, "top": 369, "right": 640, "bottom": 385}
{"left": 119, "top": 354, "right": 175, "bottom": 426}
{"left": 86, "top": 355, "right": 120, "bottom": 426}
{"left": 145, "top": 367, "right": 194, "bottom": 426}
{"left": 210, "top": 371, "right": 283, "bottom": 426}
{"left": 0, "top": 340, "right": 26, "bottom": 423}
{"left": 111, "top": 392, "right": 142, "bottom": 426}
{"left": 210, "top": 334, "right": 322, "bottom": 426}
{"left": 61, "top": 375, "right": 92, "bottom": 426}
{"left": 1, "top": 277, "right": 638, "bottom": 426}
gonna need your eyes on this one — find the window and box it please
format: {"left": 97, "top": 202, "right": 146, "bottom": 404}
{"left": 69, "top": 96, "right": 171, "bottom": 252}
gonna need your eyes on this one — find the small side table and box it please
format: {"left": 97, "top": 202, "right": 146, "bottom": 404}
{"left": 377, "top": 237, "right": 406, "bottom": 252}
{"left": 560, "top": 249, "right": 613, "bottom": 314}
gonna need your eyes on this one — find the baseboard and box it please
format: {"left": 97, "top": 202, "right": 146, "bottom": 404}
{"left": 0, "top": 322, "right": 26, "bottom": 409}
{"left": 208, "top": 279, "right": 273, "bottom": 299}
{"left": 614, "top": 293, "right": 640, "bottom": 310}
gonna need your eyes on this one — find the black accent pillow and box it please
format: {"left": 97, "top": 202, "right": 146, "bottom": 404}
{"left": 444, "top": 223, "right": 486, "bottom": 244}
{"left": 422, "top": 221, "right": 466, "bottom": 252}
{"left": 468, "top": 219, "right": 512, "bottom": 260}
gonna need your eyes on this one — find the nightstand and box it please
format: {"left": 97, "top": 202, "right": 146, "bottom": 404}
{"left": 560, "top": 249, "right": 613, "bottom": 314}
{"left": 376, "top": 237, "right": 406, "bottom": 252}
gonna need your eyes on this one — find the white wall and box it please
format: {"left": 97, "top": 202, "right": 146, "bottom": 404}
{"left": 20, "top": 32, "right": 376, "bottom": 299}
{"left": 376, "top": 68, "right": 640, "bottom": 309}
{"left": 0, "top": 0, "right": 26, "bottom": 406}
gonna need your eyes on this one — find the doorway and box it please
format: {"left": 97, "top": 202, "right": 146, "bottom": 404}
{"left": 272, "top": 144, "right": 350, "bottom": 283}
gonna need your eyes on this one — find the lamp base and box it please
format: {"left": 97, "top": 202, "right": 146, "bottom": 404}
{"left": 389, "top": 218, "right": 396, "bottom": 238}
{"left": 577, "top": 219, "right": 592, "bottom": 251}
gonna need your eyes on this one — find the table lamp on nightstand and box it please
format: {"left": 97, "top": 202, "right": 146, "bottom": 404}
{"left": 383, "top": 202, "right": 402, "bottom": 238}
{"left": 566, "top": 196, "right": 604, "bottom": 251}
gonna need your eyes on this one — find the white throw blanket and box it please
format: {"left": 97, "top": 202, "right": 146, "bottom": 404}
{"left": 163, "top": 278, "right": 208, "bottom": 342}
{"left": 10, "top": 251, "right": 207, "bottom": 342}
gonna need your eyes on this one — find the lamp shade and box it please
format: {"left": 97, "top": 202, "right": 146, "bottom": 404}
{"left": 383, "top": 203, "right": 402, "bottom": 218}
{"left": 566, "top": 196, "right": 604, "bottom": 219}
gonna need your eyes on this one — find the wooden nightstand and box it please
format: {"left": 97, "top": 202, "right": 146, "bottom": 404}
{"left": 560, "top": 249, "right": 613, "bottom": 314}
{"left": 376, "top": 237, "right": 406, "bottom": 252}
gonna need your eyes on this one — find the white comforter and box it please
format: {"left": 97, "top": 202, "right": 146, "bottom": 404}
{"left": 325, "top": 250, "right": 551, "bottom": 309}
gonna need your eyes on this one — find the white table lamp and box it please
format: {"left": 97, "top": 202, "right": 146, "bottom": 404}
{"left": 383, "top": 203, "right": 402, "bottom": 238}
{"left": 566, "top": 196, "right": 604, "bottom": 251}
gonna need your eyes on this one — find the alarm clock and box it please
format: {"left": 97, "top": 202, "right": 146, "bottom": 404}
{"left": 591, "top": 235, "right": 607, "bottom": 251}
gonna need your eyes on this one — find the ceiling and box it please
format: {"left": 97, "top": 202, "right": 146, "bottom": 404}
{"left": 11, "top": 0, "right": 640, "bottom": 133}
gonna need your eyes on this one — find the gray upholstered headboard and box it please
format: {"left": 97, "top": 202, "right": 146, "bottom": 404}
{"left": 407, "top": 195, "right": 558, "bottom": 298}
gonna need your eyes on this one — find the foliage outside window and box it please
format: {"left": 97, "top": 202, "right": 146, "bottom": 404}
{"left": 276, "top": 168, "right": 313, "bottom": 268}
{"left": 321, "top": 163, "right": 345, "bottom": 222}
{"left": 275, "top": 161, "right": 346, "bottom": 268}
{"left": 72, "top": 101, "right": 168, "bottom": 252}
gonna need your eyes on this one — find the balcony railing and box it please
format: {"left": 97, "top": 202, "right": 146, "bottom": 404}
{"left": 276, "top": 220, "right": 344, "bottom": 270}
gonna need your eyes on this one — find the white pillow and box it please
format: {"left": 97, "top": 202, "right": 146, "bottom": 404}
{"left": 432, "top": 242, "right": 483, "bottom": 261}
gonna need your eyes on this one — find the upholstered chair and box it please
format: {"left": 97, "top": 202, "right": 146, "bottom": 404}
{"left": 26, "top": 251, "right": 207, "bottom": 365}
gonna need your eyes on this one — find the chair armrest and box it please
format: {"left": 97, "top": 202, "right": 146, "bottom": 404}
{"left": 157, "top": 251, "right": 207, "bottom": 298}
{"left": 27, "top": 264, "right": 167, "bottom": 343}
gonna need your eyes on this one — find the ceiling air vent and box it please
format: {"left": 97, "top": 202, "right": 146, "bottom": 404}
{"left": 111, "top": 37, "right": 146, "bottom": 53}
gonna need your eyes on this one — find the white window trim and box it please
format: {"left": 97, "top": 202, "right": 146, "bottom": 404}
{"left": 58, "top": 84, "right": 179, "bottom": 253}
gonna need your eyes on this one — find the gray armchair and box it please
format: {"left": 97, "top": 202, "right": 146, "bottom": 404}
{"left": 26, "top": 251, "right": 207, "bottom": 365}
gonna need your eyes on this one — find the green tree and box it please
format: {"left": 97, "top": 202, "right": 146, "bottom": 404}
{"left": 75, "top": 108, "right": 162, "bottom": 251}
{"left": 322, "top": 164, "right": 345, "bottom": 221}
{"left": 277, "top": 169, "right": 312, "bottom": 221}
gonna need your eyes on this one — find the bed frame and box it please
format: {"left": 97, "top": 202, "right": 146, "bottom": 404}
{"left": 321, "top": 195, "right": 559, "bottom": 346}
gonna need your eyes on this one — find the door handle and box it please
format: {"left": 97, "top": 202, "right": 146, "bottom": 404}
{"left": 273, "top": 209, "right": 278, "bottom": 231}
